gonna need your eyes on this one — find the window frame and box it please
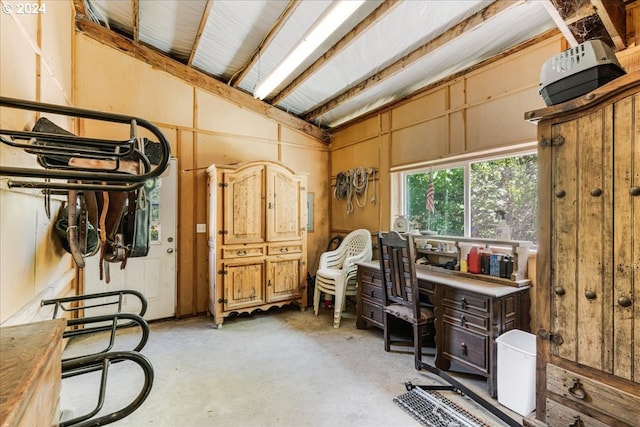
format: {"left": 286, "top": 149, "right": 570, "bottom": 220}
{"left": 391, "top": 146, "right": 538, "bottom": 239}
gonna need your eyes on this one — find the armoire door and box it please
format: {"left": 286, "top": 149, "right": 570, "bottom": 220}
{"left": 266, "top": 256, "right": 303, "bottom": 303}
{"left": 222, "top": 260, "right": 265, "bottom": 311}
{"left": 265, "top": 165, "right": 304, "bottom": 242}
{"left": 223, "top": 164, "right": 265, "bottom": 245}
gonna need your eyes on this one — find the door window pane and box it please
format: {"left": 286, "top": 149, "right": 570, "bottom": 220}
{"left": 148, "top": 178, "right": 161, "bottom": 243}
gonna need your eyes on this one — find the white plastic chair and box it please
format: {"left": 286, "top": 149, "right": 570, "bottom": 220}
{"left": 314, "top": 229, "right": 373, "bottom": 328}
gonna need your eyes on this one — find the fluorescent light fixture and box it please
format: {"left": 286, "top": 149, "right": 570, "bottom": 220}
{"left": 253, "top": 0, "right": 366, "bottom": 100}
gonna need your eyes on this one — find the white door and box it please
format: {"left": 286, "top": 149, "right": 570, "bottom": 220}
{"left": 83, "top": 159, "right": 177, "bottom": 320}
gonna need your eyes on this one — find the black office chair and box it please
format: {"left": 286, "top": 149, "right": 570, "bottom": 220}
{"left": 377, "top": 231, "right": 435, "bottom": 369}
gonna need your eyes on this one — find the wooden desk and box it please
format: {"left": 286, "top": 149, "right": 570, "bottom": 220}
{"left": 356, "top": 260, "right": 530, "bottom": 397}
{"left": 1, "top": 319, "right": 66, "bottom": 427}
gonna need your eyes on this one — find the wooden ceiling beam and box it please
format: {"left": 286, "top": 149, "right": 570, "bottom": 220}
{"left": 73, "top": 17, "right": 329, "bottom": 142}
{"left": 269, "top": 0, "right": 400, "bottom": 105}
{"left": 132, "top": 0, "right": 139, "bottom": 43}
{"left": 188, "top": 0, "right": 213, "bottom": 66}
{"left": 304, "top": 0, "right": 521, "bottom": 122}
{"left": 590, "top": 0, "right": 627, "bottom": 50}
{"left": 228, "top": 0, "right": 301, "bottom": 87}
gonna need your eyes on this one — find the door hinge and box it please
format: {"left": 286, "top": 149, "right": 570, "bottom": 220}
{"left": 217, "top": 298, "right": 228, "bottom": 304}
{"left": 218, "top": 183, "right": 228, "bottom": 188}
{"left": 218, "top": 230, "right": 228, "bottom": 235}
{"left": 538, "top": 328, "right": 564, "bottom": 345}
{"left": 539, "top": 135, "right": 565, "bottom": 148}
{"left": 218, "top": 269, "right": 227, "bottom": 275}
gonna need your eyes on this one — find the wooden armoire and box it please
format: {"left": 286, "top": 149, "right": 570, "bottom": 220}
{"left": 207, "top": 160, "right": 308, "bottom": 328}
{"left": 525, "top": 72, "right": 639, "bottom": 426}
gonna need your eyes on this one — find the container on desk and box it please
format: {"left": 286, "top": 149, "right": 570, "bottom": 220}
{"left": 490, "top": 254, "right": 502, "bottom": 276}
{"left": 468, "top": 247, "right": 482, "bottom": 273}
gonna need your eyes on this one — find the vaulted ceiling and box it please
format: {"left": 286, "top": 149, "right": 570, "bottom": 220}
{"left": 74, "top": 0, "right": 632, "bottom": 135}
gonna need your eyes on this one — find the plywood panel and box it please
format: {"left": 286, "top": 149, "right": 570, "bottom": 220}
{"left": 196, "top": 89, "right": 278, "bottom": 139}
{"left": 331, "top": 115, "right": 380, "bottom": 149}
{"left": 466, "top": 37, "right": 561, "bottom": 105}
{"left": 280, "top": 144, "right": 329, "bottom": 274}
{"left": 280, "top": 126, "right": 326, "bottom": 149}
{"left": 0, "top": 191, "right": 38, "bottom": 323}
{"left": 330, "top": 138, "right": 381, "bottom": 233}
{"left": 40, "top": 0, "right": 73, "bottom": 102}
{"left": 75, "top": 36, "right": 193, "bottom": 128}
{"left": 449, "top": 110, "right": 466, "bottom": 155}
{"left": 391, "top": 88, "right": 447, "bottom": 129}
{"left": 0, "top": 9, "right": 37, "bottom": 100}
{"left": 177, "top": 131, "right": 196, "bottom": 316}
{"left": 466, "top": 91, "right": 540, "bottom": 151}
{"left": 450, "top": 79, "right": 466, "bottom": 110}
{"left": 196, "top": 132, "right": 278, "bottom": 168}
{"left": 390, "top": 117, "right": 448, "bottom": 167}
{"left": 617, "top": 45, "right": 640, "bottom": 75}
{"left": 195, "top": 167, "right": 209, "bottom": 313}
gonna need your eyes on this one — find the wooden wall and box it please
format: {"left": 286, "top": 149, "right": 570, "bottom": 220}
{"left": 2, "top": 1, "right": 638, "bottom": 323}
{"left": 1, "top": 5, "right": 328, "bottom": 321}
{"left": 329, "top": 30, "right": 640, "bottom": 331}
{"left": 72, "top": 36, "right": 329, "bottom": 318}
{"left": 329, "top": 36, "right": 564, "bottom": 236}
{"left": 0, "top": 0, "right": 76, "bottom": 325}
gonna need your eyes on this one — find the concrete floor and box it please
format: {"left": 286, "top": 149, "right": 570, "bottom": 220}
{"left": 58, "top": 302, "right": 523, "bottom": 426}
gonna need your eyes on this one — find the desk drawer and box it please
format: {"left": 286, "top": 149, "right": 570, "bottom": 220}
{"left": 418, "top": 279, "right": 436, "bottom": 294}
{"left": 361, "top": 281, "right": 384, "bottom": 302}
{"left": 442, "top": 322, "right": 488, "bottom": 373}
{"left": 442, "top": 288, "right": 490, "bottom": 314}
{"left": 361, "top": 299, "right": 384, "bottom": 326}
{"left": 358, "top": 268, "right": 382, "bottom": 286}
{"left": 442, "top": 307, "right": 489, "bottom": 332}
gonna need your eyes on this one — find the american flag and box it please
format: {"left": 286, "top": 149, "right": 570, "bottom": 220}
{"left": 426, "top": 172, "right": 435, "bottom": 213}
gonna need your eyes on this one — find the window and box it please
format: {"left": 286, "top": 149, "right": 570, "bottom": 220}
{"left": 400, "top": 152, "right": 538, "bottom": 244}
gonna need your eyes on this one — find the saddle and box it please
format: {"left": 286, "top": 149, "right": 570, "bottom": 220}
{"left": 32, "top": 117, "right": 157, "bottom": 282}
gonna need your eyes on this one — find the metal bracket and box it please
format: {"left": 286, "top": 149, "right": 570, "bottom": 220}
{"left": 539, "top": 135, "right": 565, "bottom": 148}
{"left": 538, "top": 328, "right": 564, "bottom": 345}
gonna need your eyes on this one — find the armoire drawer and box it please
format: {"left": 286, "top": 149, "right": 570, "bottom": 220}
{"left": 545, "top": 399, "right": 609, "bottom": 427}
{"left": 441, "top": 322, "right": 488, "bottom": 373}
{"left": 268, "top": 243, "right": 303, "bottom": 255}
{"left": 222, "top": 246, "right": 264, "bottom": 259}
{"left": 546, "top": 364, "right": 640, "bottom": 426}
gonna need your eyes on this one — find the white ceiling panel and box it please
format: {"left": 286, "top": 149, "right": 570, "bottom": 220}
{"left": 81, "top": 0, "right": 628, "bottom": 131}
{"left": 191, "top": 1, "right": 289, "bottom": 80}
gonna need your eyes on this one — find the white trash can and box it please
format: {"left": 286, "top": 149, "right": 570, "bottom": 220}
{"left": 495, "top": 329, "right": 536, "bottom": 417}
